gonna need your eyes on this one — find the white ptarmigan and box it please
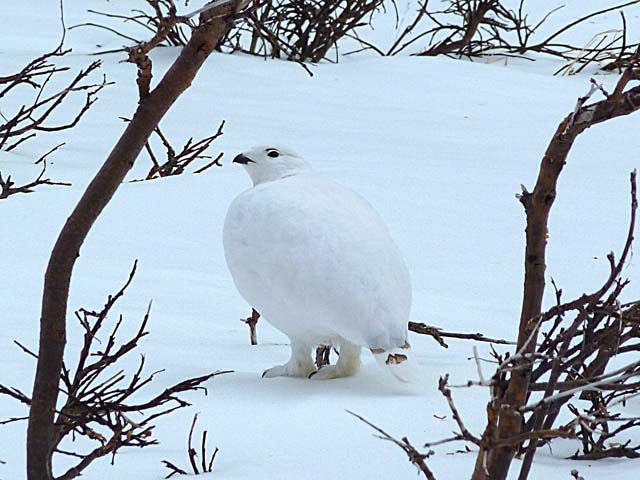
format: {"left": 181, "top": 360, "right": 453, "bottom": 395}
{"left": 223, "top": 146, "right": 412, "bottom": 380}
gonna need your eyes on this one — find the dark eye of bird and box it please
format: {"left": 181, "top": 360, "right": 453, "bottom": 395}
{"left": 267, "top": 149, "right": 280, "bottom": 158}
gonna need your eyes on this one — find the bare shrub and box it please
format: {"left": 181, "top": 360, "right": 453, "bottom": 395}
{"left": 0, "top": 145, "right": 70, "bottom": 200}
{"left": 138, "top": 120, "right": 225, "bottom": 180}
{"left": 24, "top": 2, "right": 245, "bottom": 478}
{"left": 70, "top": 0, "right": 194, "bottom": 53}
{"left": 241, "top": 308, "right": 260, "bottom": 346}
{"left": 80, "top": 0, "right": 385, "bottom": 64}
{"left": 352, "top": 45, "right": 640, "bottom": 480}
{"left": 474, "top": 45, "right": 640, "bottom": 477}
{"left": 224, "top": 0, "right": 385, "bottom": 62}
{"left": 0, "top": 42, "right": 108, "bottom": 198}
{"left": 371, "top": 0, "right": 640, "bottom": 75}
{"left": 523, "top": 268, "right": 640, "bottom": 463}
{"left": 0, "top": 262, "right": 231, "bottom": 479}
{"left": 161, "top": 413, "right": 220, "bottom": 478}
{"left": 354, "top": 172, "right": 639, "bottom": 479}
{"left": 0, "top": 47, "right": 107, "bottom": 152}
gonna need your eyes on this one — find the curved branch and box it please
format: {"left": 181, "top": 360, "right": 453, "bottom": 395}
{"left": 26, "top": 3, "right": 247, "bottom": 478}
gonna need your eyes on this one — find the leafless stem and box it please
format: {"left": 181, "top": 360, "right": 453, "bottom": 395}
{"left": 409, "top": 322, "right": 515, "bottom": 347}
{"left": 241, "top": 308, "right": 260, "bottom": 345}
{"left": 0, "top": 56, "right": 109, "bottom": 151}
{"left": 132, "top": 120, "right": 225, "bottom": 180}
{"left": 3, "top": 260, "right": 233, "bottom": 480}
{"left": 0, "top": 157, "right": 71, "bottom": 200}
{"left": 348, "top": 410, "right": 437, "bottom": 480}
{"left": 163, "top": 412, "right": 219, "bottom": 477}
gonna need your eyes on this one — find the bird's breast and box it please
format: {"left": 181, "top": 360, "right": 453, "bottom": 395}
{"left": 222, "top": 177, "right": 412, "bottom": 342}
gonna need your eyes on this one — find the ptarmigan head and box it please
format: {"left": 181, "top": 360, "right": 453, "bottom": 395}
{"left": 233, "top": 146, "right": 311, "bottom": 186}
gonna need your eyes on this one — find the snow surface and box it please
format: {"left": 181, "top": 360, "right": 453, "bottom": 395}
{"left": 1, "top": 1, "right": 639, "bottom": 479}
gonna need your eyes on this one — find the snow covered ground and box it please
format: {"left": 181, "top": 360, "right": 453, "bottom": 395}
{"left": 1, "top": 1, "right": 640, "bottom": 479}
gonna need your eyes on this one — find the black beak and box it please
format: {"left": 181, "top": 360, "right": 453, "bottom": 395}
{"left": 233, "top": 153, "right": 255, "bottom": 165}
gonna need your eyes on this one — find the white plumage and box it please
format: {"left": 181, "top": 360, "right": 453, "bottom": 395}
{"left": 223, "top": 146, "right": 412, "bottom": 380}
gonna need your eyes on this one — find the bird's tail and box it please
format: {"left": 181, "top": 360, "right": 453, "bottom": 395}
{"left": 371, "top": 342, "right": 414, "bottom": 383}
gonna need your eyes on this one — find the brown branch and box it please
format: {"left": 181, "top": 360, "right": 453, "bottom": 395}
{"left": 529, "top": 0, "right": 640, "bottom": 53}
{"left": 438, "top": 375, "right": 482, "bottom": 446}
{"left": 187, "top": 413, "right": 200, "bottom": 474}
{"left": 141, "top": 120, "right": 225, "bottom": 180}
{"left": 123, "top": 1, "right": 250, "bottom": 97}
{"left": 71, "top": 0, "right": 237, "bottom": 56}
{"left": 232, "top": 0, "right": 382, "bottom": 64}
{"left": 372, "top": 0, "right": 640, "bottom": 77}
{"left": 0, "top": 156, "right": 71, "bottom": 200}
{"left": 348, "top": 410, "right": 437, "bottom": 480}
{"left": 521, "top": 170, "right": 637, "bottom": 343}
{"left": 569, "top": 442, "right": 640, "bottom": 460}
{"left": 161, "top": 460, "right": 188, "bottom": 478}
{"left": 14, "top": 340, "right": 39, "bottom": 360}
{"left": 119, "top": 371, "right": 233, "bottom": 413}
{"left": 193, "top": 151, "right": 224, "bottom": 174}
{"left": 0, "top": 416, "right": 30, "bottom": 426}
{"left": 0, "top": 385, "right": 32, "bottom": 406}
{"left": 68, "top": 22, "right": 142, "bottom": 44}
{"left": 495, "top": 428, "right": 575, "bottom": 448}
{"left": 315, "top": 345, "right": 332, "bottom": 369}
{"left": 473, "top": 46, "right": 640, "bottom": 480}
{"left": 51, "top": 268, "right": 229, "bottom": 478}
{"left": 123, "top": 1, "right": 222, "bottom": 98}
{"left": 26, "top": 4, "right": 246, "bottom": 478}
{"left": 0, "top": 48, "right": 70, "bottom": 97}
{"left": 386, "top": 0, "right": 430, "bottom": 56}
{"left": 409, "top": 322, "right": 516, "bottom": 347}
{"left": 4, "top": 258, "right": 232, "bottom": 480}
{"left": 140, "top": 6, "right": 186, "bottom": 92}
{"left": 162, "top": 412, "right": 219, "bottom": 478}
{"left": 55, "top": 434, "right": 126, "bottom": 480}
{"left": 0, "top": 60, "right": 109, "bottom": 151}
{"left": 241, "top": 308, "right": 260, "bottom": 345}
